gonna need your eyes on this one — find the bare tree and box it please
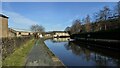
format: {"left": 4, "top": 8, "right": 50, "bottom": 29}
{"left": 94, "top": 6, "right": 111, "bottom": 30}
{"left": 115, "top": 1, "right": 120, "bottom": 16}
{"left": 30, "top": 24, "right": 45, "bottom": 38}
{"left": 65, "top": 26, "right": 71, "bottom": 31}
{"left": 85, "top": 15, "right": 92, "bottom": 32}
{"left": 96, "top": 6, "right": 111, "bottom": 21}
{"left": 81, "top": 18, "right": 86, "bottom": 32}
{"left": 70, "top": 19, "right": 82, "bottom": 34}
{"left": 30, "top": 24, "right": 45, "bottom": 33}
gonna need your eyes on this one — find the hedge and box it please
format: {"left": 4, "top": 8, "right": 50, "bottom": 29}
{"left": 71, "top": 28, "right": 120, "bottom": 40}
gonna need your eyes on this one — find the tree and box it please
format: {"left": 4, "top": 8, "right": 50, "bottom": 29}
{"left": 30, "top": 24, "right": 45, "bottom": 38}
{"left": 94, "top": 6, "right": 111, "bottom": 30}
{"left": 115, "top": 1, "right": 120, "bottom": 17}
{"left": 81, "top": 18, "right": 86, "bottom": 32}
{"left": 30, "top": 24, "right": 45, "bottom": 33}
{"left": 96, "top": 6, "right": 111, "bottom": 21}
{"left": 103, "top": 6, "right": 111, "bottom": 20}
{"left": 85, "top": 15, "right": 92, "bottom": 32}
{"left": 65, "top": 26, "right": 71, "bottom": 32}
{"left": 65, "top": 26, "right": 71, "bottom": 34}
{"left": 70, "top": 19, "right": 82, "bottom": 34}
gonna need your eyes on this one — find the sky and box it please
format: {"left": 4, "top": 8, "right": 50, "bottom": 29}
{"left": 2, "top": 2, "right": 117, "bottom": 31}
{"left": 1, "top": 0, "right": 120, "bottom": 2}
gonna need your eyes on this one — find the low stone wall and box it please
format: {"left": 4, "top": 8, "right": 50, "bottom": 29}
{"left": 2, "top": 37, "right": 31, "bottom": 60}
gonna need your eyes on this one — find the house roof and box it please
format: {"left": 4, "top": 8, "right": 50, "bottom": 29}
{"left": 9, "top": 28, "right": 33, "bottom": 33}
{"left": 45, "top": 31, "right": 68, "bottom": 34}
{"left": 52, "top": 31, "right": 68, "bottom": 33}
{"left": 0, "top": 14, "right": 9, "bottom": 19}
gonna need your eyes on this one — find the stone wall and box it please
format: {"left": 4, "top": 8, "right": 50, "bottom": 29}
{"left": 2, "top": 37, "right": 31, "bottom": 60}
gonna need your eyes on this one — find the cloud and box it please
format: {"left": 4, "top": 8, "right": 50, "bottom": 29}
{"left": 3, "top": 10, "right": 39, "bottom": 30}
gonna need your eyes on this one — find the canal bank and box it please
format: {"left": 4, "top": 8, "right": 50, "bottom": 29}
{"left": 25, "top": 38, "right": 65, "bottom": 66}
{"left": 70, "top": 28, "right": 120, "bottom": 51}
{"left": 44, "top": 38, "right": 120, "bottom": 66}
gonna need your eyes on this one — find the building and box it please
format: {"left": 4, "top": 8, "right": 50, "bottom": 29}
{"left": 0, "top": 14, "right": 9, "bottom": 38}
{"left": 15, "top": 31, "right": 33, "bottom": 37}
{"left": 44, "top": 31, "right": 70, "bottom": 38}
{"left": 52, "top": 31, "right": 70, "bottom": 38}
{"left": 0, "top": 14, "right": 34, "bottom": 38}
{"left": 44, "top": 32, "right": 52, "bottom": 38}
{"left": 8, "top": 28, "right": 34, "bottom": 37}
{"left": 8, "top": 28, "right": 16, "bottom": 37}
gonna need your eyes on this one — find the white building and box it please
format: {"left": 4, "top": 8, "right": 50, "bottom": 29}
{"left": 53, "top": 31, "right": 70, "bottom": 38}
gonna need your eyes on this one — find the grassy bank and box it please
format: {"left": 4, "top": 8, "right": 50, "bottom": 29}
{"left": 2, "top": 38, "right": 35, "bottom": 66}
{"left": 2, "top": 37, "right": 31, "bottom": 60}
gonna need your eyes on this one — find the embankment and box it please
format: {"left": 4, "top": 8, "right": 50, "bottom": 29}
{"left": 70, "top": 28, "right": 120, "bottom": 51}
{"left": 2, "top": 38, "right": 35, "bottom": 66}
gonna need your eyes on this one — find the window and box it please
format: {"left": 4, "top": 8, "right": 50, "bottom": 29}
{"left": 29, "top": 33, "right": 30, "bottom": 35}
{"left": 19, "top": 32, "right": 21, "bottom": 34}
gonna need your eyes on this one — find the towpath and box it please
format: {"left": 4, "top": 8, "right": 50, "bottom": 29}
{"left": 25, "top": 39, "right": 64, "bottom": 66}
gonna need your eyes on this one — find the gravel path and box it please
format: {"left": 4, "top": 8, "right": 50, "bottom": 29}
{"left": 25, "top": 39, "right": 56, "bottom": 66}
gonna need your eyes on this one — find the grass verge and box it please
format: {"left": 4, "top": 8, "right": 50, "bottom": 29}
{"left": 2, "top": 38, "right": 35, "bottom": 66}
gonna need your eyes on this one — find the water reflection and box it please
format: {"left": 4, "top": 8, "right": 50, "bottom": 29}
{"left": 64, "top": 42, "right": 82, "bottom": 56}
{"left": 52, "top": 37, "right": 70, "bottom": 42}
{"left": 66, "top": 41, "right": 120, "bottom": 66}
{"left": 45, "top": 38, "right": 120, "bottom": 66}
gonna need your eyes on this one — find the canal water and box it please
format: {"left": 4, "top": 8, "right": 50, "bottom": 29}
{"left": 44, "top": 38, "right": 120, "bottom": 66}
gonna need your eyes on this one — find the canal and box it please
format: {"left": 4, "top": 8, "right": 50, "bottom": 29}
{"left": 44, "top": 38, "right": 120, "bottom": 66}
